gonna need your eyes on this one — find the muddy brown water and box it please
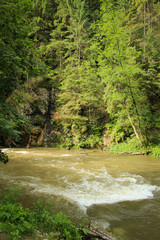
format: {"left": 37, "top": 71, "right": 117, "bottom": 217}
{"left": 0, "top": 148, "right": 160, "bottom": 240}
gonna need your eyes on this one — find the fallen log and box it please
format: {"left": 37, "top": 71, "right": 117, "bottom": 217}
{"left": 81, "top": 225, "right": 116, "bottom": 240}
{"left": 119, "top": 150, "right": 151, "bottom": 155}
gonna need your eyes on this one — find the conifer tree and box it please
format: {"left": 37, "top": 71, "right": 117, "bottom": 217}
{"left": 47, "top": 0, "right": 104, "bottom": 147}
{"left": 59, "top": 1, "right": 104, "bottom": 121}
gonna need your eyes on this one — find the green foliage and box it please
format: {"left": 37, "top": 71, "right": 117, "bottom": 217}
{"left": 108, "top": 136, "right": 155, "bottom": 155}
{"left": 57, "top": 119, "right": 104, "bottom": 149}
{"left": 32, "top": 199, "right": 56, "bottom": 233}
{"left": 82, "top": 122, "right": 103, "bottom": 148}
{"left": 0, "top": 103, "right": 31, "bottom": 146}
{"left": 1, "top": 0, "right": 160, "bottom": 148}
{"left": 34, "top": 114, "right": 44, "bottom": 126}
{"left": 0, "top": 203, "right": 34, "bottom": 240}
{"left": 109, "top": 140, "right": 160, "bottom": 157}
{"left": 0, "top": 187, "right": 83, "bottom": 240}
{"left": 94, "top": 0, "right": 156, "bottom": 146}
{"left": 85, "top": 135, "right": 102, "bottom": 149}
{"left": 0, "top": 151, "right": 9, "bottom": 164}
{"left": 47, "top": 0, "right": 105, "bottom": 146}
{"left": 0, "top": 0, "right": 38, "bottom": 146}
{"left": 109, "top": 142, "right": 144, "bottom": 154}
{"left": 0, "top": 186, "right": 34, "bottom": 240}
{"left": 54, "top": 212, "right": 82, "bottom": 240}
{"left": 105, "top": 120, "right": 127, "bottom": 144}
{"left": 151, "top": 145, "right": 160, "bottom": 157}
{"left": 0, "top": 104, "right": 19, "bottom": 140}
{"left": 0, "top": 0, "right": 34, "bottom": 101}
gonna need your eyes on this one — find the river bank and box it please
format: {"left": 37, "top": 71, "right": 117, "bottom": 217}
{"left": 106, "top": 142, "right": 160, "bottom": 157}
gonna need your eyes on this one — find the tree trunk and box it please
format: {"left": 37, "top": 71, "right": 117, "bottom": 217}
{"left": 143, "top": 2, "right": 146, "bottom": 62}
{"left": 128, "top": 78, "right": 143, "bottom": 141}
{"left": 127, "top": 114, "right": 143, "bottom": 146}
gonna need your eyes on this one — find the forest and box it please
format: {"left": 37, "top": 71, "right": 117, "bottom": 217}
{"left": 0, "top": 0, "right": 160, "bottom": 153}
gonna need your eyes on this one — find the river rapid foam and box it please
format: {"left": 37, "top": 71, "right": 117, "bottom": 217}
{"left": 1, "top": 148, "right": 160, "bottom": 210}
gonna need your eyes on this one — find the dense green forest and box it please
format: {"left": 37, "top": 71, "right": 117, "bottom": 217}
{"left": 0, "top": 0, "right": 160, "bottom": 151}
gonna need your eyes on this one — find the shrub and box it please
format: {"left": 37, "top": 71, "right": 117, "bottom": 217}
{"left": 109, "top": 141, "right": 145, "bottom": 153}
{"left": 54, "top": 212, "right": 82, "bottom": 240}
{"left": 0, "top": 151, "right": 9, "bottom": 164}
{"left": 0, "top": 203, "right": 34, "bottom": 240}
{"left": 34, "top": 114, "right": 44, "bottom": 126}
{"left": 151, "top": 145, "right": 160, "bottom": 157}
{"left": 32, "top": 199, "right": 55, "bottom": 233}
{"left": 0, "top": 188, "right": 83, "bottom": 240}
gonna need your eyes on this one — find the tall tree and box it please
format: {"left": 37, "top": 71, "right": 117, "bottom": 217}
{"left": 46, "top": 0, "right": 70, "bottom": 85}
{"left": 95, "top": 0, "right": 152, "bottom": 145}
{"left": 58, "top": 0, "right": 104, "bottom": 123}
{"left": 0, "top": 0, "right": 36, "bottom": 145}
{"left": 0, "top": 0, "right": 33, "bottom": 101}
{"left": 47, "top": 0, "right": 105, "bottom": 147}
{"left": 127, "top": 0, "right": 160, "bottom": 140}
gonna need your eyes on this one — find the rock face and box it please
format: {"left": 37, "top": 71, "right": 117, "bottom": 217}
{"left": 30, "top": 126, "right": 45, "bottom": 146}
{"left": 36, "top": 124, "right": 46, "bottom": 146}
{"left": 19, "top": 83, "right": 109, "bottom": 148}
{"left": 23, "top": 88, "right": 49, "bottom": 119}
{"left": 21, "top": 85, "right": 57, "bottom": 147}
{"left": 102, "top": 135, "right": 112, "bottom": 147}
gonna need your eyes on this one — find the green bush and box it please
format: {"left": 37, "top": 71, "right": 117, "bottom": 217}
{"left": 151, "top": 145, "right": 160, "bottom": 157}
{"left": 85, "top": 135, "right": 103, "bottom": 149}
{"left": 32, "top": 199, "right": 55, "bottom": 233}
{"left": 109, "top": 141, "right": 146, "bottom": 153}
{"left": 0, "top": 151, "right": 9, "bottom": 164}
{"left": 54, "top": 212, "right": 82, "bottom": 240}
{"left": 109, "top": 140, "right": 160, "bottom": 157}
{"left": 0, "top": 203, "right": 34, "bottom": 240}
{"left": 34, "top": 114, "right": 44, "bottom": 126}
{"left": 0, "top": 187, "right": 83, "bottom": 240}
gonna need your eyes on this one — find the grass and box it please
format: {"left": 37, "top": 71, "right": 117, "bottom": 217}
{"left": 151, "top": 145, "right": 160, "bottom": 157}
{"left": 109, "top": 142, "right": 147, "bottom": 154}
{"left": 109, "top": 139, "right": 160, "bottom": 157}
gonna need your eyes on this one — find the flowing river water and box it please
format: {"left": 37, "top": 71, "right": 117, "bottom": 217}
{"left": 0, "top": 148, "right": 160, "bottom": 240}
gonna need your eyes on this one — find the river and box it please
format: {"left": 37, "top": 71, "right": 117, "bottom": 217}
{"left": 0, "top": 148, "right": 160, "bottom": 240}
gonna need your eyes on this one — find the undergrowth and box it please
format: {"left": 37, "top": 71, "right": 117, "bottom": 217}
{"left": 151, "top": 145, "right": 160, "bottom": 157}
{"left": 0, "top": 151, "right": 9, "bottom": 164}
{"left": 109, "top": 142, "right": 147, "bottom": 154}
{"left": 0, "top": 186, "right": 84, "bottom": 240}
{"left": 109, "top": 139, "right": 160, "bottom": 157}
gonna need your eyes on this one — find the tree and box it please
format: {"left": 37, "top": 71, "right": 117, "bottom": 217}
{"left": 127, "top": 0, "right": 160, "bottom": 141}
{"left": 46, "top": 0, "right": 105, "bottom": 147}
{"left": 46, "top": 0, "right": 70, "bottom": 85}
{"left": 0, "top": 0, "right": 36, "bottom": 145}
{"left": 95, "top": 0, "right": 152, "bottom": 145}
{"left": 0, "top": 0, "right": 34, "bottom": 101}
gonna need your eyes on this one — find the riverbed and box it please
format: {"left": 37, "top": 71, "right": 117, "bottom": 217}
{"left": 0, "top": 148, "right": 160, "bottom": 240}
